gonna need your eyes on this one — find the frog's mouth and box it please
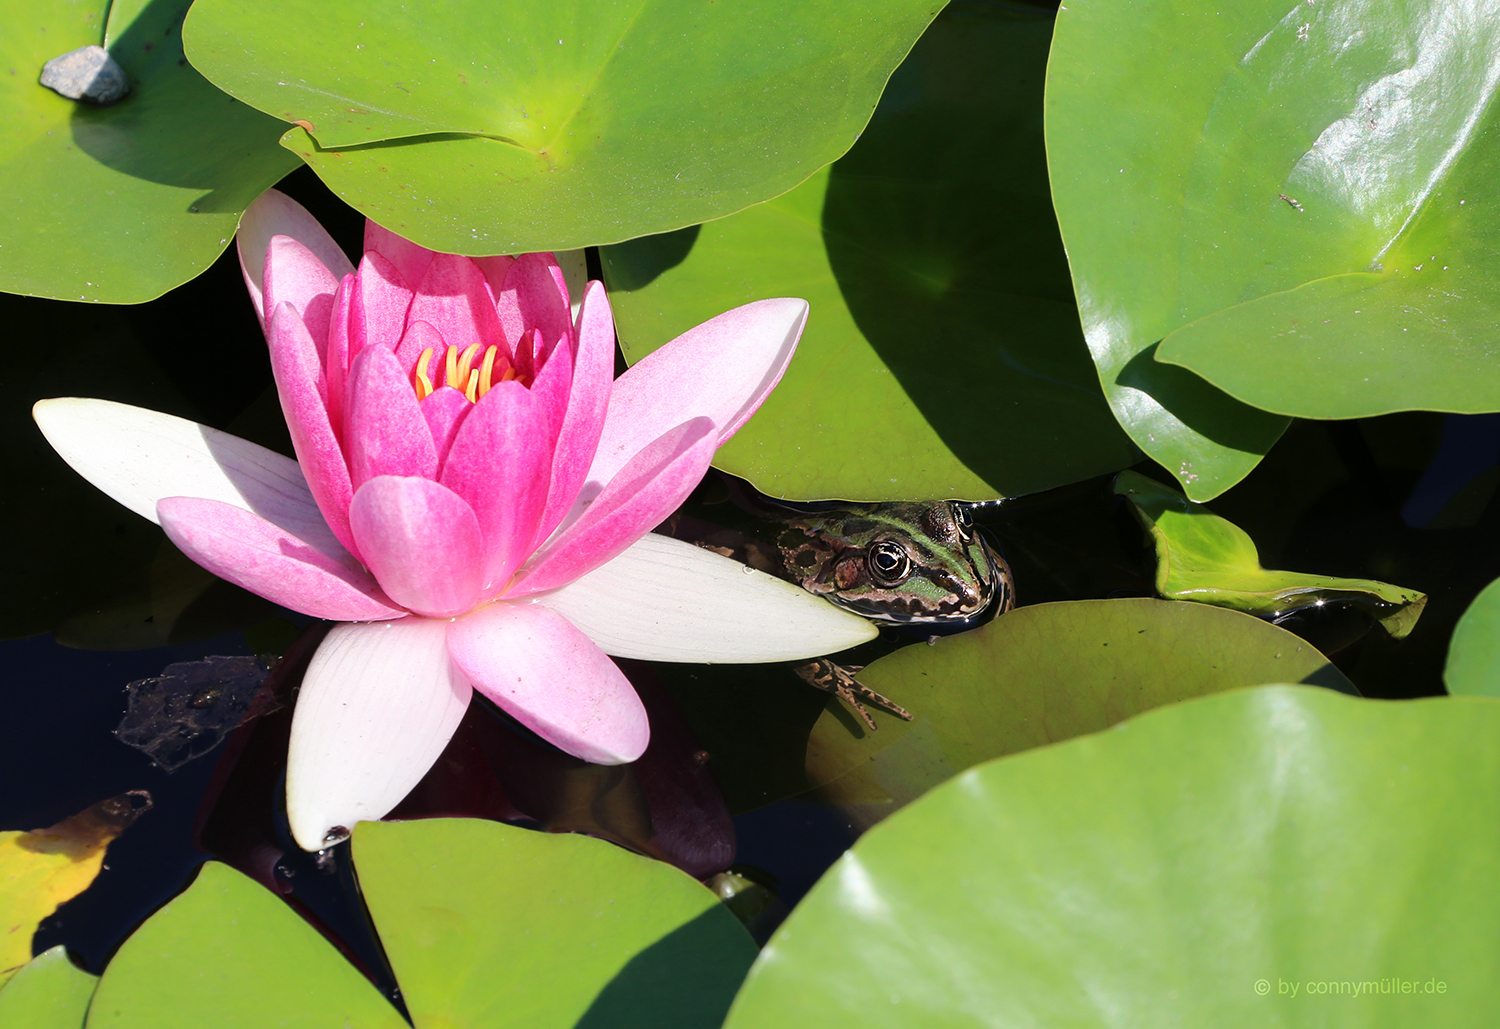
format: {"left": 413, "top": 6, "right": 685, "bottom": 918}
{"left": 827, "top": 593, "right": 987, "bottom": 624}
{"left": 826, "top": 596, "right": 1001, "bottom": 638}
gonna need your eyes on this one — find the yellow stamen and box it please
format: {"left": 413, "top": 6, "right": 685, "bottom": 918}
{"left": 414, "top": 347, "right": 435, "bottom": 400}
{"left": 414, "top": 341, "right": 528, "bottom": 403}
{"left": 478, "top": 346, "right": 498, "bottom": 398}
{"left": 450, "top": 343, "right": 482, "bottom": 389}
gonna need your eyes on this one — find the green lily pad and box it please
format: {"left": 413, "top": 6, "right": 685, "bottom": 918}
{"left": 86, "top": 862, "right": 405, "bottom": 1028}
{"left": 0, "top": 0, "right": 299, "bottom": 303}
{"left": 602, "top": 2, "right": 1136, "bottom": 502}
{"left": 726, "top": 687, "right": 1500, "bottom": 1028}
{"left": 354, "top": 818, "right": 756, "bottom": 1029}
{"left": 1048, "top": 0, "right": 1500, "bottom": 496}
{"left": 0, "top": 947, "right": 97, "bottom": 1029}
{"left": 1158, "top": 263, "right": 1500, "bottom": 420}
{"left": 182, "top": 0, "right": 942, "bottom": 255}
{"left": 805, "top": 598, "right": 1352, "bottom": 824}
{"left": 1116, "top": 469, "right": 1427, "bottom": 637}
{"left": 1445, "top": 576, "right": 1500, "bottom": 697}
{"left": 72, "top": 821, "right": 751, "bottom": 1024}
{"left": 1148, "top": 2, "right": 1500, "bottom": 422}
{"left": 1046, "top": 0, "right": 1296, "bottom": 499}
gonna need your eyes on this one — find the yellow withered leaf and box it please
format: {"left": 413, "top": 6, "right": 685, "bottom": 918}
{"left": 1, "top": 792, "right": 151, "bottom": 985}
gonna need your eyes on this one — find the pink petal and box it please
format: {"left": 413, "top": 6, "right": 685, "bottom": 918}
{"left": 325, "top": 273, "right": 356, "bottom": 440}
{"left": 439, "top": 381, "right": 554, "bottom": 596}
{"left": 495, "top": 252, "right": 572, "bottom": 356}
{"left": 589, "top": 298, "right": 807, "bottom": 485}
{"left": 158, "top": 497, "right": 405, "bottom": 621}
{"left": 263, "top": 236, "right": 341, "bottom": 353}
{"left": 510, "top": 326, "right": 542, "bottom": 383}
{"left": 349, "top": 476, "right": 485, "bottom": 618}
{"left": 526, "top": 325, "right": 573, "bottom": 429}
{"left": 268, "top": 303, "right": 357, "bottom": 558}
{"left": 512, "top": 417, "right": 716, "bottom": 596}
{"left": 286, "top": 618, "right": 472, "bottom": 851}
{"left": 238, "top": 189, "right": 355, "bottom": 328}
{"left": 350, "top": 250, "right": 416, "bottom": 356}
{"left": 447, "top": 602, "right": 648, "bottom": 765}
{"left": 394, "top": 320, "right": 449, "bottom": 384}
{"left": 364, "top": 221, "right": 436, "bottom": 294}
{"left": 532, "top": 279, "right": 614, "bottom": 549}
{"left": 420, "top": 386, "right": 474, "bottom": 467}
{"left": 344, "top": 345, "right": 439, "bottom": 487}
{"left": 474, "top": 254, "right": 515, "bottom": 299}
{"left": 407, "top": 254, "right": 505, "bottom": 359}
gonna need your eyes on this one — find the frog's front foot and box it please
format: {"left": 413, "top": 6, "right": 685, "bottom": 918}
{"left": 793, "top": 659, "right": 913, "bottom": 731}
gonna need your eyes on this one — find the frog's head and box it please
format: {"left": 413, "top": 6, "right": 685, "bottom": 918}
{"left": 778, "top": 501, "right": 1011, "bottom": 625}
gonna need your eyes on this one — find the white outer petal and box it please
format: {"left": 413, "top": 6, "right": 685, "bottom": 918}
{"left": 286, "top": 619, "right": 472, "bottom": 851}
{"left": 533, "top": 532, "right": 877, "bottom": 662}
{"left": 32, "top": 397, "right": 346, "bottom": 558}
{"left": 555, "top": 247, "right": 588, "bottom": 323}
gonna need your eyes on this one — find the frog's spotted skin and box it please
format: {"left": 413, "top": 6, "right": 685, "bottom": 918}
{"left": 776, "top": 501, "right": 1012, "bottom": 626}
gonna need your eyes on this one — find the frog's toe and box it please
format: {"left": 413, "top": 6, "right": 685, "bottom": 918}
{"left": 793, "top": 659, "right": 913, "bottom": 729}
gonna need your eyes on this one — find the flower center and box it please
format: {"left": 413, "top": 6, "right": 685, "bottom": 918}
{"left": 412, "top": 344, "right": 530, "bottom": 403}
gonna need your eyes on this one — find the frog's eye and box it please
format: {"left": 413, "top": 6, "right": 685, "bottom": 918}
{"left": 868, "top": 539, "right": 913, "bottom": 586}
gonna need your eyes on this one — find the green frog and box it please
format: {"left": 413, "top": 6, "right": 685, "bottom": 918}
{"left": 662, "top": 495, "right": 1014, "bottom": 729}
{"left": 775, "top": 501, "right": 1013, "bottom": 730}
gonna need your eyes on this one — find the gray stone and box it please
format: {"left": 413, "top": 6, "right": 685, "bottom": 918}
{"left": 39, "top": 45, "right": 128, "bottom": 104}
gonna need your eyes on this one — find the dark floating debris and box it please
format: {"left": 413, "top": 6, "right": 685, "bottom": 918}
{"left": 39, "top": 45, "right": 129, "bottom": 104}
{"left": 90, "top": 789, "right": 155, "bottom": 829}
{"left": 115, "top": 656, "right": 276, "bottom": 772}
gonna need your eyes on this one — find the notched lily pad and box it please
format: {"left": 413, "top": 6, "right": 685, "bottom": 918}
{"left": 1116, "top": 469, "right": 1426, "bottom": 638}
{"left": 115, "top": 656, "right": 275, "bottom": 772}
{"left": 184, "top": 0, "right": 943, "bottom": 254}
{"left": 1047, "top": 0, "right": 1500, "bottom": 497}
{"left": 86, "top": 861, "right": 405, "bottom": 1028}
{"left": 0, "top": 0, "right": 299, "bottom": 303}
{"left": 82, "top": 821, "right": 757, "bottom": 1026}
{"left": 354, "top": 819, "right": 757, "bottom": 1029}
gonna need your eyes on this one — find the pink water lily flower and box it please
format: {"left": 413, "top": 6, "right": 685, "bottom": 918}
{"left": 34, "top": 190, "right": 875, "bottom": 851}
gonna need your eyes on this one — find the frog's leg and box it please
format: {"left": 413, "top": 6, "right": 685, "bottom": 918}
{"left": 793, "top": 659, "right": 913, "bottom": 731}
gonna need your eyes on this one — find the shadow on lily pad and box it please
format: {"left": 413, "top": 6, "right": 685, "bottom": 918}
{"left": 575, "top": 906, "right": 752, "bottom": 1029}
